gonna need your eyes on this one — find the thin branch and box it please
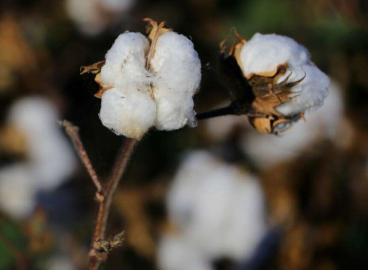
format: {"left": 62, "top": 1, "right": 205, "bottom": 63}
{"left": 196, "top": 105, "right": 236, "bottom": 120}
{"left": 88, "top": 138, "right": 137, "bottom": 270}
{"left": 60, "top": 120, "right": 102, "bottom": 193}
{"left": 196, "top": 102, "right": 265, "bottom": 121}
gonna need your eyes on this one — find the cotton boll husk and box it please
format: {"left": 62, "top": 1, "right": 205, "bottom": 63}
{"left": 150, "top": 32, "right": 201, "bottom": 130}
{"left": 8, "top": 97, "right": 76, "bottom": 191}
{"left": 167, "top": 151, "right": 267, "bottom": 261}
{"left": 0, "top": 163, "right": 36, "bottom": 219}
{"left": 99, "top": 0, "right": 135, "bottom": 13}
{"left": 99, "top": 86, "right": 156, "bottom": 140}
{"left": 275, "top": 64, "right": 330, "bottom": 116}
{"left": 65, "top": 0, "right": 106, "bottom": 35}
{"left": 101, "top": 32, "right": 150, "bottom": 87}
{"left": 239, "top": 33, "right": 309, "bottom": 78}
{"left": 157, "top": 235, "right": 213, "bottom": 270}
{"left": 242, "top": 82, "right": 344, "bottom": 168}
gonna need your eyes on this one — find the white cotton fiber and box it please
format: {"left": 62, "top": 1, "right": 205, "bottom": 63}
{"left": 150, "top": 32, "right": 201, "bottom": 130}
{"left": 8, "top": 97, "right": 76, "bottom": 191}
{"left": 275, "top": 64, "right": 330, "bottom": 115}
{"left": 98, "top": 30, "right": 201, "bottom": 139}
{"left": 239, "top": 33, "right": 329, "bottom": 116}
{"left": 101, "top": 32, "right": 150, "bottom": 87}
{"left": 166, "top": 151, "right": 267, "bottom": 261}
{"left": 99, "top": 32, "right": 156, "bottom": 140}
{"left": 240, "top": 33, "right": 309, "bottom": 78}
{"left": 99, "top": 86, "right": 156, "bottom": 140}
{"left": 157, "top": 235, "right": 212, "bottom": 270}
{"left": 0, "top": 163, "right": 36, "bottom": 219}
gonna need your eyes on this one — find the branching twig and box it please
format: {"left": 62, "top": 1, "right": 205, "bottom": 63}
{"left": 61, "top": 121, "right": 137, "bottom": 270}
{"left": 60, "top": 120, "right": 102, "bottom": 193}
{"left": 88, "top": 138, "right": 137, "bottom": 270}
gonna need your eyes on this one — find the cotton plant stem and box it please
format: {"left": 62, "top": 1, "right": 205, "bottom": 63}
{"left": 89, "top": 138, "right": 137, "bottom": 270}
{"left": 61, "top": 120, "right": 136, "bottom": 269}
{"left": 60, "top": 120, "right": 102, "bottom": 193}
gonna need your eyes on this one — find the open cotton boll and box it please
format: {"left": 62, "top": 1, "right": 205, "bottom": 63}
{"left": 167, "top": 151, "right": 267, "bottom": 261}
{"left": 239, "top": 33, "right": 309, "bottom": 78}
{"left": 0, "top": 163, "right": 36, "bottom": 220}
{"left": 242, "top": 82, "right": 344, "bottom": 168}
{"left": 101, "top": 32, "right": 150, "bottom": 87}
{"left": 238, "top": 33, "right": 329, "bottom": 117}
{"left": 157, "top": 235, "right": 212, "bottom": 270}
{"left": 99, "top": 86, "right": 156, "bottom": 140}
{"left": 150, "top": 32, "right": 201, "bottom": 130}
{"left": 8, "top": 97, "right": 76, "bottom": 191}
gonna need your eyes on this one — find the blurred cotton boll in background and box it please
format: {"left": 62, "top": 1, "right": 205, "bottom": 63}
{"left": 0, "top": 163, "right": 35, "bottom": 220}
{"left": 157, "top": 235, "right": 212, "bottom": 270}
{"left": 242, "top": 81, "right": 352, "bottom": 168}
{"left": 65, "top": 0, "right": 135, "bottom": 35}
{"left": 158, "top": 151, "right": 267, "bottom": 269}
{"left": 0, "top": 96, "right": 76, "bottom": 219}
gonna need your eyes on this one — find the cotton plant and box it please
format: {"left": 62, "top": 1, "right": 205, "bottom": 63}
{"left": 200, "top": 31, "right": 330, "bottom": 135}
{"left": 0, "top": 97, "right": 76, "bottom": 220}
{"left": 82, "top": 19, "right": 201, "bottom": 140}
{"left": 158, "top": 151, "right": 267, "bottom": 269}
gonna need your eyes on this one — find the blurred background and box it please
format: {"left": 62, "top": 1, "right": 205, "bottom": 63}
{"left": 0, "top": 0, "right": 368, "bottom": 269}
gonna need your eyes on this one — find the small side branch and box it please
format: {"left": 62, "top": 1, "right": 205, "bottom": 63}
{"left": 60, "top": 120, "right": 102, "bottom": 193}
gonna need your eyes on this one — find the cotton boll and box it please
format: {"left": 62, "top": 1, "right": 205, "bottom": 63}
{"left": 157, "top": 235, "right": 213, "bottom": 270}
{"left": 276, "top": 64, "right": 330, "bottom": 116}
{"left": 239, "top": 33, "right": 309, "bottom": 78}
{"left": 0, "top": 163, "right": 36, "bottom": 219}
{"left": 167, "top": 151, "right": 267, "bottom": 261}
{"left": 150, "top": 32, "right": 201, "bottom": 130}
{"left": 101, "top": 32, "right": 150, "bottom": 87}
{"left": 65, "top": 0, "right": 106, "bottom": 35}
{"left": 99, "top": 0, "right": 135, "bottom": 13}
{"left": 242, "top": 82, "right": 344, "bottom": 168}
{"left": 99, "top": 86, "right": 156, "bottom": 140}
{"left": 8, "top": 97, "right": 77, "bottom": 191}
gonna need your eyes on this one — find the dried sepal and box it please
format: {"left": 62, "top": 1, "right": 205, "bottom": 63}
{"left": 144, "top": 18, "right": 171, "bottom": 69}
{"left": 80, "top": 60, "right": 105, "bottom": 75}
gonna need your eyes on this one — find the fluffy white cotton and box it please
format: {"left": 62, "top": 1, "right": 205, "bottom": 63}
{"left": 150, "top": 32, "right": 201, "bottom": 130}
{"left": 101, "top": 32, "right": 150, "bottom": 87}
{"left": 0, "top": 163, "right": 36, "bottom": 220}
{"left": 8, "top": 97, "right": 76, "bottom": 191}
{"left": 240, "top": 33, "right": 329, "bottom": 115}
{"left": 240, "top": 33, "right": 309, "bottom": 78}
{"left": 99, "top": 32, "right": 156, "bottom": 139}
{"left": 166, "top": 151, "right": 267, "bottom": 261}
{"left": 157, "top": 235, "right": 212, "bottom": 270}
{"left": 99, "top": 86, "right": 156, "bottom": 139}
{"left": 98, "top": 30, "right": 201, "bottom": 139}
{"left": 242, "top": 82, "right": 346, "bottom": 168}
